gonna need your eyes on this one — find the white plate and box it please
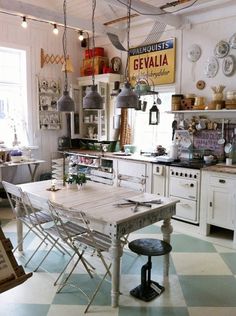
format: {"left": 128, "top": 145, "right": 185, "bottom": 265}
{"left": 204, "top": 56, "right": 219, "bottom": 78}
{"left": 222, "top": 55, "right": 235, "bottom": 76}
{"left": 214, "top": 40, "right": 230, "bottom": 58}
{"left": 187, "top": 44, "right": 201, "bottom": 62}
{"left": 229, "top": 33, "right": 236, "bottom": 49}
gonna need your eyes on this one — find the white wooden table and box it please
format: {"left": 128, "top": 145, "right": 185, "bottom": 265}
{"left": 18, "top": 180, "right": 178, "bottom": 307}
{"left": 0, "top": 160, "right": 45, "bottom": 182}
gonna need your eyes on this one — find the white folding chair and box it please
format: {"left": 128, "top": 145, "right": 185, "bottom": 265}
{"left": 48, "top": 200, "right": 114, "bottom": 313}
{"left": 2, "top": 181, "right": 57, "bottom": 259}
{"left": 24, "top": 192, "right": 93, "bottom": 277}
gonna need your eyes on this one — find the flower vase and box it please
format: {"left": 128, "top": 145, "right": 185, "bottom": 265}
{"left": 66, "top": 183, "right": 77, "bottom": 190}
{"left": 77, "top": 183, "right": 85, "bottom": 190}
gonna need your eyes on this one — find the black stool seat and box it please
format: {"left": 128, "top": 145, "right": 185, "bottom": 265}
{"left": 129, "top": 238, "right": 172, "bottom": 257}
{"left": 128, "top": 238, "right": 172, "bottom": 302}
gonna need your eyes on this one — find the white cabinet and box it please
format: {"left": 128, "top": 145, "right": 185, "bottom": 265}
{"left": 200, "top": 170, "right": 236, "bottom": 244}
{"left": 114, "top": 159, "right": 152, "bottom": 192}
{"left": 70, "top": 74, "right": 122, "bottom": 141}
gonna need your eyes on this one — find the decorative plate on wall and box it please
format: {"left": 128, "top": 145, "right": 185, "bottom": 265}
{"left": 214, "top": 40, "right": 230, "bottom": 58}
{"left": 187, "top": 44, "right": 201, "bottom": 62}
{"left": 229, "top": 33, "right": 236, "bottom": 49}
{"left": 222, "top": 55, "right": 235, "bottom": 76}
{"left": 204, "top": 57, "right": 219, "bottom": 78}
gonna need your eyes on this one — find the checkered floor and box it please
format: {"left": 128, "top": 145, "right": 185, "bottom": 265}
{"left": 1, "top": 205, "right": 236, "bottom": 316}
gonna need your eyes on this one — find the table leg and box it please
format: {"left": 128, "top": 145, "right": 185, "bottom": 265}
{"left": 27, "top": 163, "right": 39, "bottom": 182}
{"left": 15, "top": 200, "right": 23, "bottom": 251}
{"left": 109, "top": 238, "right": 123, "bottom": 307}
{"left": 161, "top": 217, "right": 173, "bottom": 277}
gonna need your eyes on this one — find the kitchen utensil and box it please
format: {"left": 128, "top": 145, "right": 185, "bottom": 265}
{"left": 172, "top": 120, "right": 177, "bottom": 140}
{"left": 218, "top": 119, "right": 225, "bottom": 144}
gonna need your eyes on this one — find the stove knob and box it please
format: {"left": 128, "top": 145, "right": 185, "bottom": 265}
{"left": 180, "top": 172, "right": 183, "bottom": 176}
{"left": 185, "top": 173, "right": 188, "bottom": 177}
{"left": 189, "top": 174, "right": 192, "bottom": 178}
{"left": 190, "top": 183, "right": 194, "bottom": 187}
{"left": 194, "top": 175, "right": 197, "bottom": 179}
{"left": 176, "top": 172, "right": 179, "bottom": 176}
{"left": 171, "top": 171, "right": 174, "bottom": 175}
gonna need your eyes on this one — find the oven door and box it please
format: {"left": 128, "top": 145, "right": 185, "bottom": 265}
{"left": 169, "top": 177, "right": 198, "bottom": 200}
{"left": 172, "top": 198, "right": 198, "bottom": 223}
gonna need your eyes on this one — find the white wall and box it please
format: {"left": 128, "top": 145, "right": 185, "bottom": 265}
{"left": 0, "top": 13, "right": 81, "bottom": 182}
{"left": 2, "top": 5, "right": 236, "bottom": 182}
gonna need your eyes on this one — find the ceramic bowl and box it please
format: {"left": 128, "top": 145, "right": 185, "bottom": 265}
{"left": 203, "top": 155, "right": 214, "bottom": 163}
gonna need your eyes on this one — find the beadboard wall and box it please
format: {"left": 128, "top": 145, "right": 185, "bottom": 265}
{"left": 0, "top": 13, "right": 81, "bottom": 182}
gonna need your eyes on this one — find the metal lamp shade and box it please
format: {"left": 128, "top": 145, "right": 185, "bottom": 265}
{"left": 57, "top": 90, "right": 75, "bottom": 112}
{"left": 116, "top": 82, "right": 139, "bottom": 109}
{"left": 83, "top": 85, "right": 103, "bottom": 109}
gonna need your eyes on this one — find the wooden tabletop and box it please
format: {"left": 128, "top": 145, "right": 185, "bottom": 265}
{"left": 19, "top": 180, "right": 178, "bottom": 227}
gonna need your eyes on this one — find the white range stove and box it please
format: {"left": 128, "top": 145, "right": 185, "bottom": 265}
{"left": 169, "top": 166, "right": 201, "bottom": 224}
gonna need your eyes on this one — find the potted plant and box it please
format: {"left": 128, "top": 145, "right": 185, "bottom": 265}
{"left": 76, "top": 173, "right": 87, "bottom": 190}
{"left": 64, "top": 173, "right": 87, "bottom": 189}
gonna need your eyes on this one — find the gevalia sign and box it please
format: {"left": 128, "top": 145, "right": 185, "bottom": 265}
{"left": 129, "top": 38, "right": 176, "bottom": 86}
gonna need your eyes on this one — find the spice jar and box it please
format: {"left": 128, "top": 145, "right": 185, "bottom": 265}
{"left": 171, "top": 94, "right": 184, "bottom": 111}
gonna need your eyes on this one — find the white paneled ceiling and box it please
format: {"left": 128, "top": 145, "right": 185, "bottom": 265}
{"left": 0, "top": 0, "right": 234, "bottom": 34}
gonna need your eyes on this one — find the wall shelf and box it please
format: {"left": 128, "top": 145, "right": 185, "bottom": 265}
{"left": 166, "top": 110, "right": 236, "bottom": 114}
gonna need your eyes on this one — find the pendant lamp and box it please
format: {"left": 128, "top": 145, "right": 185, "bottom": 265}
{"left": 83, "top": 0, "right": 103, "bottom": 109}
{"left": 57, "top": 0, "right": 75, "bottom": 112}
{"left": 116, "top": 0, "right": 138, "bottom": 109}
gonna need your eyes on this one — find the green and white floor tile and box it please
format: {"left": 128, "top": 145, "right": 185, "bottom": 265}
{"left": 1, "top": 205, "right": 236, "bottom": 316}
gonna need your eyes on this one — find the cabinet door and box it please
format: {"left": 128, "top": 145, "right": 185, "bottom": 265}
{"left": 207, "top": 178, "right": 235, "bottom": 229}
{"left": 70, "top": 84, "right": 82, "bottom": 138}
{"left": 117, "top": 160, "right": 147, "bottom": 191}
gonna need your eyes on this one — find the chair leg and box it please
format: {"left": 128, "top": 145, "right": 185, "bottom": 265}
{"left": 54, "top": 252, "right": 76, "bottom": 286}
{"left": 84, "top": 263, "right": 112, "bottom": 314}
{"left": 24, "top": 234, "right": 48, "bottom": 267}
{"left": 34, "top": 238, "right": 60, "bottom": 272}
{"left": 56, "top": 250, "right": 85, "bottom": 293}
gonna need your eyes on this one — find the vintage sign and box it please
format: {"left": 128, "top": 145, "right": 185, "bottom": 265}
{"left": 129, "top": 38, "right": 176, "bottom": 86}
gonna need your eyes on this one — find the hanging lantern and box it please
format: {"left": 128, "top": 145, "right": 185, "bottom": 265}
{"left": 149, "top": 101, "right": 159, "bottom": 125}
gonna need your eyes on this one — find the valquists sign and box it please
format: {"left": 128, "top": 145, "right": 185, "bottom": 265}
{"left": 129, "top": 38, "right": 176, "bottom": 86}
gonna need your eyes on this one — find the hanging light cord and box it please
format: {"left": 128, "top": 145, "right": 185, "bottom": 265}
{"left": 63, "top": 0, "right": 68, "bottom": 91}
{"left": 92, "top": 0, "right": 96, "bottom": 86}
{"left": 125, "top": 0, "right": 131, "bottom": 82}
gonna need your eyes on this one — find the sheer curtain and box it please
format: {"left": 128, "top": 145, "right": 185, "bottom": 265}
{"left": 0, "top": 47, "right": 28, "bottom": 147}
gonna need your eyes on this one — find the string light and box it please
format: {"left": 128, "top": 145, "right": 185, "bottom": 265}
{"left": 78, "top": 30, "right": 84, "bottom": 41}
{"left": 53, "top": 24, "right": 59, "bottom": 35}
{"left": 21, "top": 16, "right": 28, "bottom": 28}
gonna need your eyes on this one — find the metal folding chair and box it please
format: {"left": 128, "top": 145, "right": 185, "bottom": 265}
{"left": 48, "top": 200, "right": 113, "bottom": 313}
{"left": 2, "top": 181, "right": 59, "bottom": 262}
{"left": 24, "top": 192, "right": 93, "bottom": 278}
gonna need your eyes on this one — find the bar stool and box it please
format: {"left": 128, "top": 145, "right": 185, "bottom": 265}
{"left": 128, "top": 238, "right": 172, "bottom": 302}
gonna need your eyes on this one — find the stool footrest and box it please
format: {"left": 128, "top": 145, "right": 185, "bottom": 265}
{"left": 130, "top": 281, "right": 165, "bottom": 302}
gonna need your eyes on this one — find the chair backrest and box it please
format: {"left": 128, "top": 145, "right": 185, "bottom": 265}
{"left": 2, "top": 181, "right": 23, "bottom": 217}
{"left": 21, "top": 191, "right": 51, "bottom": 228}
{"left": 47, "top": 200, "right": 85, "bottom": 241}
{"left": 48, "top": 200, "right": 111, "bottom": 252}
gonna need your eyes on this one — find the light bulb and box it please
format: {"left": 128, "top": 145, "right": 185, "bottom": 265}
{"left": 78, "top": 31, "right": 84, "bottom": 41}
{"left": 21, "top": 16, "right": 28, "bottom": 28}
{"left": 53, "top": 24, "right": 59, "bottom": 35}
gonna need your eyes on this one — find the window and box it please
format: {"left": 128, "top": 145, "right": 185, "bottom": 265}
{"left": 132, "top": 89, "right": 174, "bottom": 153}
{"left": 0, "top": 46, "right": 28, "bottom": 147}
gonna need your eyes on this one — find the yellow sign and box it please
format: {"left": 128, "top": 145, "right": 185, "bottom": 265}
{"left": 129, "top": 38, "right": 176, "bottom": 86}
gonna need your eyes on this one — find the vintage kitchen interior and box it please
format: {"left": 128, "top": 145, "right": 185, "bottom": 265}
{"left": 1, "top": 0, "right": 236, "bottom": 315}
